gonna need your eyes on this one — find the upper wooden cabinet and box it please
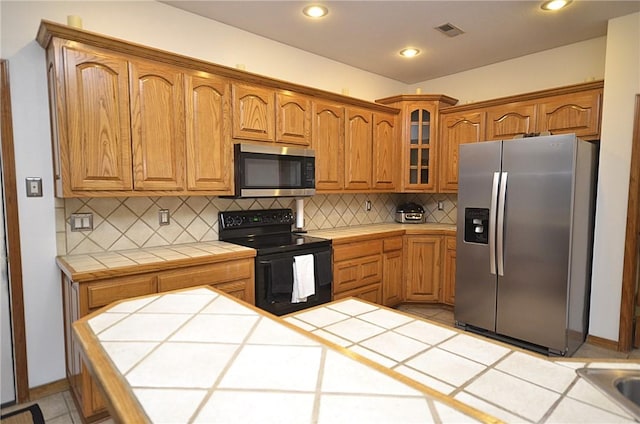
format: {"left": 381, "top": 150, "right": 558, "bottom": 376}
{"left": 276, "top": 91, "right": 312, "bottom": 145}
{"left": 372, "top": 112, "right": 397, "bottom": 190}
{"left": 129, "top": 59, "right": 185, "bottom": 191}
{"left": 312, "top": 101, "right": 345, "bottom": 191}
{"left": 344, "top": 107, "right": 373, "bottom": 190}
{"left": 231, "top": 83, "right": 275, "bottom": 142}
{"left": 537, "top": 89, "right": 602, "bottom": 140}
{"left": 439, "top": 111, "right": 485, "bottom": 193}
{"left": 56, "top": 43, "right": 133, "bottom": 192}
{"left": 185, "top": 72, "right": 231, "bottom": 191}
{"left": 485, "top": 102, "right": 537, "bottom": 141}
{"left": 375, "top": 95, "right": 458, "bottom": 193}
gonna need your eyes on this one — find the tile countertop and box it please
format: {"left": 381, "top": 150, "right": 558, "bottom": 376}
{"left": 285, "top": 301, "right": 640, "bottom": 424}
{"left": 56, "top": 241, "right": 256, "bottom": 282}
{"left": 56, "top": 223, "right": 455, "bottom": 281}
{"left": 73, "top": 287, "right": 498, "bottom": 424}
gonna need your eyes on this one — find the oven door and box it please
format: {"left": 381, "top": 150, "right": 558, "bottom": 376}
{"left": 234, "top": 143, "right": 315, "bottom": 198}
{"left": 255, "top": 246, "right": 332, "bottom": 316}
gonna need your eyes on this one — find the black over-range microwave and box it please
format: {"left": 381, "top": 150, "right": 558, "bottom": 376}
{"left": 230, "top": 143, "right": 316, "bottom": 198}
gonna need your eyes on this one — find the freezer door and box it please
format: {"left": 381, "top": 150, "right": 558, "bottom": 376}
{"left": 497, "top": 135, "right": 575, "bottom": 351}
{"left": 455, "top": 140, "right": 502, "bottom": 331}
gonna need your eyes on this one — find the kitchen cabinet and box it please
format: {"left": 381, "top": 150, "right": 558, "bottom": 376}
{"left": 404, "top": 235, "right": 443, "bottom": 302}
{"left": 185, "top": 72, "right": 232, "bottom": 191}
{"left": 537, "top": 89, "right": 602, "bottom": 140}
{"left": 129, "top": 59, "right": 185, "bottom": 191}
{"left": 372, "top": 112, "right": 398, "bottom": 191}
{"left": 442, "top": 236, "right": 456, "bottom": 306}
{"left": 42, "top": 39, "right": 234, "bottom": 197}
{"left": 485, "top": 102, "right": 537, "bottom": 141}
{"left": 276, "top": 91, "right": 312, "bottom": 146}
{"left": 375, "top": 95, "right": 458, "bottom": 192}
{"left": 382, "top": 236, "right": 404, "bottom": 307}
{"left": 312, "top": 101, "right": 345, "bottom": 191}
{"left": 231, "top": 83, "right": 275, "bottom": 142}
{"left": 344, "top": 107, "right": 373, "bottom": 190}
{"left": 51, "top": 42, "right": 133, "bottom": 193}
{"left": 60, "top": 256, "right": 254, "bottom": 422}
{"left": 438, "top": 111, "right": 485, "bottom": 193}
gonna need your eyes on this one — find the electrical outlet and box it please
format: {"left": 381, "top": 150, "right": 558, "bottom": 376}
{"left": 159, "top": 209, "right": 170, "bottom": 226}
{"left": 437, "top": 201, "right": 445, "bottom": 211}
{"left": 365, "top": 200, "right": 372, "bottom": 211}
{"left": 70, "top": 213, "right": 93, "bottom": 231}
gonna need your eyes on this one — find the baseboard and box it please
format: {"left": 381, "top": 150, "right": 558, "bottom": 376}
{"left": 586, "top": 334, "right": 619, "bottom": 351}
{"left": 29, "top": 378, "right": 69, "bottom": 401}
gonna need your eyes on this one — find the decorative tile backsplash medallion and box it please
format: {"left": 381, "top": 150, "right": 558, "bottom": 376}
{"left": 57, "top": 193, "right": 455, "bottom": 255}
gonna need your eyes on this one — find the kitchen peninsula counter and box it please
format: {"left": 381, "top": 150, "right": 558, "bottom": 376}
{"left": 308, "top": 222, "right": 456, "bottom": 244}
{"left": 72, "top": 287, "right": 496, "bottom": 423}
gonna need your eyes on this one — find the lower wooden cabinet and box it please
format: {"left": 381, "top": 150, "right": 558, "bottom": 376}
{"left": 62, "top": 257, "right": 254, "bottom": 422}
{"left": 382, "top": 237, "right": 404, "bottom": 307}
{"left": 442, "top": 236, "right": 457, "bottom": 306}
{"left": 333, "top": 239, "right": 383, "bottom": 304}
{"left": 404, "top": 235, "right": 443, "bottom": 302}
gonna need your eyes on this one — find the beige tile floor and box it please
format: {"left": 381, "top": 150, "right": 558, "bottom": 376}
{"left": 2, "top": 303, "right": 637, "bottom": 423}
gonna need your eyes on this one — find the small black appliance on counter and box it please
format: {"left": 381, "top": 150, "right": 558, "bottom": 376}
{"left": 395, "top": 202, "right": 425, "bottom": 223}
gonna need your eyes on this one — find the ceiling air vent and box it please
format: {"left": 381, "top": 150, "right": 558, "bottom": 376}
{"left": 435, "top": 22, "right": 464, "bottom": 37}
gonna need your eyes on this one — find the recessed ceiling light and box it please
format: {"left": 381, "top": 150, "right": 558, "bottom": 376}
{"left": 399, "top": 48, "right": 420, "bottom": 58}
{"left": 541, "top": 0, "right": 572, "bottom": 11}
{"left": 303, "top": 5, "right": 328, "bottom": 18}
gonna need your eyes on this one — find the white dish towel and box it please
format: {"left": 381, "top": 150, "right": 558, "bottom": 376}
{"left": 292, "top": 254, "right": 315, "bottom": 303}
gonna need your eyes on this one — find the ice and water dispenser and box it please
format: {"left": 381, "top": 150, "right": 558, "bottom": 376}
{"left": 464, "top": 208, "right": 489, "bottom": 244}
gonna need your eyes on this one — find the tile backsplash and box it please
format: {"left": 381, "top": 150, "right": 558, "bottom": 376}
{"left": 56, "top": 193, "right": 457, "bottom": 255}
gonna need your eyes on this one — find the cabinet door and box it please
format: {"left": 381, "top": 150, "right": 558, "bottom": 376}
{"left": 312, "top": 101, "right": 345, "bottom": 191}
{"left": 276, "top": 91, "right": 311, "bottom": 145}
{"left": 63, "top": 45, "right": 133, "bottom": 191}
{"left": 129, "top": 59, "right": 185, "bottom": 190}
{"left": 404, "top": 235, "right": 442, "bottom": 302}
{"left": 405, "top": 103, "right": 437, "bottom": 191}
{"left": 185, "top": 72, "right": 232, "bottom": 192}
{"left": 334, "top": 283, "right": 382, "bottom": 304}
{"left": 345, "top": 107, "right": 372, "bottom": 190}
{"left": 232, "top": 83, "right": 275, "bottom": 142}
{"left": 383, "top": 249, "right": 403, "bottom": 307}
{"left": 537, "top": 89, "right": 602, "bottom": 140}
{"left": 442, "top": 236, "right": 456, "bottom": 306}
{"left": 439, "top": 111, "right": 485, "bottom": 192}
{"left": 486, "top": 102, "right": 537, "bottom": 141}
{"left": 373, "top": 112, "right": 397, "bottom": 190}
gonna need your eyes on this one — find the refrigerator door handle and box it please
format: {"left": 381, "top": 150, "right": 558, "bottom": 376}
{"left": 497, "top": 172, "right": 508, "bottom": 276}
{"left": 489, "top": 172, "right": 500, "bottom": 275}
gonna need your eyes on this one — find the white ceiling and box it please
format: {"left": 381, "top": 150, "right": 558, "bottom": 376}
{"left": 160, "top": 1, "right": 640, "bottom": 84}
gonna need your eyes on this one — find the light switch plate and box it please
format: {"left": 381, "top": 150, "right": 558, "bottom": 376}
{"left": 159, "top": 209, "right": 170, "bottom": 226}
{"left": 70, "top": 213, "right": 93, "bottom": 231}
{"left": 25, "top": 177, "right": 43, "bottom": 197}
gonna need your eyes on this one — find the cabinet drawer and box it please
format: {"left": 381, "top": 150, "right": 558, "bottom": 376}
{"left": 383, "top": 236, "right": 403, "bottom": 252}
{"left": 333, "top": 283, "right": 382, "bottom": 304}
{"left": 334, "top": 255, "right": 382, "bottom": 294}
{"left": 86, "top": 274, "right": 157, "bottom": 310}
{"left": 333, "top": 240, "right": 382, "bottom": 261}
{"left": 157, "top": 260, "right": 253, "bottom": 292}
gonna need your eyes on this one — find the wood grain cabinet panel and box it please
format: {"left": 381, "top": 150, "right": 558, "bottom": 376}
{"left": 486, "top": 102, "right": 537, "bottom": 141}
{"left": 442, "top": 236, "right": 456, "bottom": 306}
{"left": 438, "top": 111, "right": 485, "bottom": 192}
{"left": 232, "top": 83, "right": 275, "bottom": 142}
{"left": 345, "top": 107, "right": 373, "bottom": 190}
{"left": 334, "top": 283, "right": 382, "bottom": 304}
{"left": 537, "top": 90, "right": 602, "bottom": 140}
{"left": 382, "top": 242, "right": 404, "bottom": 307}
{"left": 312, "top": 101, "right": 345, "bottom": 191}
{"left": 62, "top": 44, "right": 133, "bottom": 191}
{"left": 129, "top": 59, "right": 185, "bottom": 190}
{"left": 404, "top": 235, "right": 443, "bottom": 302}
{"left": 276, "top": 91, "right": 311, "bottom": 145}
{"left": 372, "top": 112, "right": 397, "bottom": 190}
{"left": 185, "top": 72, "right": 232, "bottom": 192}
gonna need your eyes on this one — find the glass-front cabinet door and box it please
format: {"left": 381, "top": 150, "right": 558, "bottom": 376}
{"left": 375, "top": 94, "right": 458, "bottom": 193}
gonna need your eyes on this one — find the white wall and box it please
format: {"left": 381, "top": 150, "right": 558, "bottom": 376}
{"left": 411, "top": 37, "right": 607, "bottom": 103}
{"left": 589, "top": 12, "right": 640, "bottom": 340}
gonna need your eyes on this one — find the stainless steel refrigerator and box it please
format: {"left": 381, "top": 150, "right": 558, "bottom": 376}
{"left": 454, "top": 134, "right": 597, "bottom": 356}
